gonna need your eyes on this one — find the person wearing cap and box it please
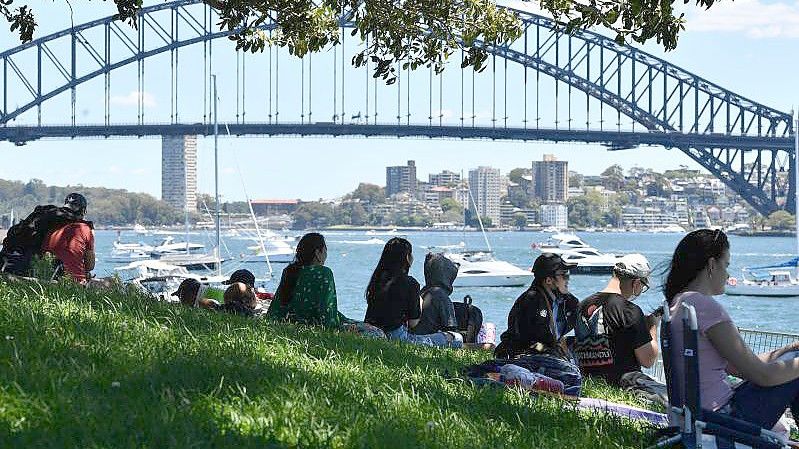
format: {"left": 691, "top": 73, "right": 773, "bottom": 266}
{"left": 171, "top": 278, "right": 221, "bottom": 310}
{"left": 41, "top": 193, "right": 95, "bottom": 283}
{"left": 573, "top": 253, "right": 662, "bottom": 390}
{"left": 495, "top": 253, "right": 579, "bottom": 359}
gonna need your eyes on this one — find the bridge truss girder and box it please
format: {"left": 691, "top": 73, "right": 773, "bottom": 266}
{"left": 0, "top": 0, "right": 795, "bottom": 215}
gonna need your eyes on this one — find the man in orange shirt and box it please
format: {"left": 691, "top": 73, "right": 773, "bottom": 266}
{"left": 42, "top": 193, "right": 95, "bottom": 283}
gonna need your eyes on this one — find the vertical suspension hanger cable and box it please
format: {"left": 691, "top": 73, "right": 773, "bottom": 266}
{"left": 236, "top": 50, "right": 240, "bottom": 123}
{"left": 268, "top": 29, "right": 272, "bottom": 123}
{"left": 536, "top": 24, "right": 540, "bottom": 129}
{"left": 308, "top": 52, "right": 312, "bottom": 122}
{"left": 365, "top": 36, "right": 369, "bottom": 123}
{"left": 554, "top": 29, "right": 559, "bottom": 129}
{"left": 333, "top": 40, "right": 338, "bottom": 122}
{"left": 503, "top": 50, "right": 507, "bottom": 128}
{"left": 341, "top": 24, "right": 345, "bottom": 123}
{"left": 396, "top": 60, "right": 400, "bottom": 125}
{"left": 428, "top": 65, "right": 432, "bottom": 126}
{"left": 567, "top": 35, "right": 572, "bottom": 130}
{"left": 275, "top": 42, "right": 279, "bottom": 124}
{"left": 439, "top": 64, "right": 443, "bottom": 126}
{"left": 460, "top": 49, "right": 464, "bottom": 127}
{"left": 406, "top": 56, "right": 410, "bottom": 125}
{"left": 491, "top": 53, "right": 496, "bottom": 128}
{"left": 203, "top": 3, "right": 207, "bottom": 123}
{"left": 471, "top": 61, "right": 475, "bottom": 127}
{"left": 242, "top": 50, "right": 246, "bottom": 123}
{"left": 301, "top": 56, "right": 305, "bottom": 124}
{"left": 523, "top": 25, "right": 527, "bottom": 129}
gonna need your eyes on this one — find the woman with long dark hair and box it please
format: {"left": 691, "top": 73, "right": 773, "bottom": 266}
{"left": 365, "top": 237, "right": 462, "bottom": 347}
{"left": 266, "top": 232, "right": 345, "bottom": 327}
{"left": 666, "top": 229, "right": 799, "bottom": 431}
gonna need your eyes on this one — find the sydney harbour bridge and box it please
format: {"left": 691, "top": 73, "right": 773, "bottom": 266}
{"left": 0, "top": 0, "right": 794, "bottom": 215}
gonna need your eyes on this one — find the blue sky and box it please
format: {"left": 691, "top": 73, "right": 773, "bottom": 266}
{"left": 0, "top": 0, "right": 797, "bottom": 201}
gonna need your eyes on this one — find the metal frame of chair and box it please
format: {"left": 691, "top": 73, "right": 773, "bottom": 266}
{"left": 651, "top": 300, "right": 789, "bottom": 449}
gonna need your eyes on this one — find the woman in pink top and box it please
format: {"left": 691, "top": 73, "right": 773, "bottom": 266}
{"left": 666, "top": 229, "right": 799, "bottom": 430}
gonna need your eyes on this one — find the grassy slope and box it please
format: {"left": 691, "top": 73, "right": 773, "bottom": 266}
{"left": 0, "top": 280, "right": 655, "bottom": 448}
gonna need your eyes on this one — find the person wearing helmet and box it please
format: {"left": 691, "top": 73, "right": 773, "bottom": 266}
{"left": 41, "top": 193, "right": 95, "bottom": 283}
{"left": 574, "top": 253, "right": 662, "bottom": 393}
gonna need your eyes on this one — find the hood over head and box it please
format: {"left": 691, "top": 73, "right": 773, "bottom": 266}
{"left": 423, "top": 252, "right": 459, "bottom": 293}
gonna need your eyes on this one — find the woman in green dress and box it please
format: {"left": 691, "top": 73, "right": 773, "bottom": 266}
{"left": 266, "top": 232, "right": 346, "bottom": 327}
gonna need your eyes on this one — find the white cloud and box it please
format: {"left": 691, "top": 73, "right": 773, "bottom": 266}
{"left": 683, "top": 0, "right": 799, "bottom": 38}
{"left": 110, "top": 90, "right": 157, "bottom": 108}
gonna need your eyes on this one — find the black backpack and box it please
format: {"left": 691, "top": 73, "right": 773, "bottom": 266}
{"left": 453, "top": 295, "right": 483, "bottom": 344}
{"left": 0, "top": 205, "right": 88, "bottom": 276}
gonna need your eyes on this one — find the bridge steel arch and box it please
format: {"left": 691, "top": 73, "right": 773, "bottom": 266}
{"left": 0, "top": 0, "right": 795, "bottom": 215}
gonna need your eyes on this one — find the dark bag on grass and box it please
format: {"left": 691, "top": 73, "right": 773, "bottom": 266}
{"left": 454, "top": 295, "right": 483, "bottom": 344}
{"left": 463, "top": 354, "right": 583, "bottom": 396}
{"left": 0, "top": 205, "right": 85, "bottom": 276}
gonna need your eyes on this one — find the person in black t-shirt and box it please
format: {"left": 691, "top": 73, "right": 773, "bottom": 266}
{"left": 364, "top": 238, "right": 462, "bottom": 347}
{"left": 574, "top": 254, "right": 661, "bottom": 388}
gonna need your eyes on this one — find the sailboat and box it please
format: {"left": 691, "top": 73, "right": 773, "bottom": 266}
{"left": 726, "top": 113, "right": 799, "bottom": 297}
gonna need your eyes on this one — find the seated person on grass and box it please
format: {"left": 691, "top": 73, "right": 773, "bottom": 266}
{"left": 495, "top": 253, "right": 578, "bottom": 359}
{"left": 171, "top": 278, "right": 221, "bottom": 310}
{"left": 365, "top": 238, "right": 462, "bottom": 348}
{"left": 220, "top": 282, "right": 259, "bottom": 317}
{"left": 573, "top": 254, "right": 665, "bottom": 403}
{"left": 411, "top": 252, "right": 463, "bottom": 347}
{"left": 266, "top": 232, "right": 349, "bottom": 327}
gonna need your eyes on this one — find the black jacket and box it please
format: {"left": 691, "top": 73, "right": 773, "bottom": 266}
{"left": 495, "top": 285, "right": 579, "bottom": 359}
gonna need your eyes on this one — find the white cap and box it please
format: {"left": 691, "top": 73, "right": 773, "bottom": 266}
{"left": 613, "top": 253, "right": 652, "bottom": 282}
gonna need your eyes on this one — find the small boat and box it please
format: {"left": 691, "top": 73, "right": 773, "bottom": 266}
{"left": 446, "top": 250, "right": 534, "bottom": 287}
{"left": 533, "top": 233, "right": 591, "bottom": 254}
{"left": 151, "top": 236, "right": 205, "bottom": 255}
{"left": 365, "top": 228, "right": 399, "bottom": 236}
{"left": 107, "top": 248, "right": 152, "bottom": 263}
{"left": 560, "top": 248, "right": 624, "bottom": 274}
{"left": 533, "top": 233, "right": 622, "bottom": 274}
{"left": 156, "top": 253, "right": 226, "bottom": 271}
{"left": 726, "top": 258, "right": 799, "bottom": 297}
{"left": 242, "top": 239, "right": 294, "bottom": 263}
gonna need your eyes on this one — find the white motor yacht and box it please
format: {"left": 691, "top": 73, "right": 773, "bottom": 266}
{"left": 559, "top": 247, "right": 623, "bottom": 274}
{"left": 242, "top": 239, "right": 294, "bottom": 263}
{"left": 446, "top": 251, "right": 533, "bottom": 287}
{"left": 107, "top": 247, "right": 152, "bottom": 263}
{"left": 151, "top": 236, "right": 205, "bottom": 255}
{"left": 156, "top": 252, "right": 226, "bottom": 271}
{"left": 533, "top": 233, "right": 591, "bottom": 254}
{"left": 534, "top": 233, "right": 622, "bottom": 274}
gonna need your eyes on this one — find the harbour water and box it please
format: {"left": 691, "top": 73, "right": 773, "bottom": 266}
{"left": 95, "top": 230, "right": 799, "bottom": 336}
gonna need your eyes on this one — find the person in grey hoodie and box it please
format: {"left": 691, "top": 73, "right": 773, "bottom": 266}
{"left": 412, "top": 253, "right": 461, "bottom": 340}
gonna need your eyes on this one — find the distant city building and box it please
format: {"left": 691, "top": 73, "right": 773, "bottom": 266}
{"left": 469, "top": 166, "right": 501, "bottom": 225}
{"left": 161, "top": 135, "right": 197, "bottom": 212}
{"left": 501, "top": 203, "right": 538, "bottom": 226}
{"left": 621, "top": 206, "right": 681, "bottom": 230}
{"left": 531, "top": 154, "right": 568, "bottom": 204}
{"left": 386, "top": 160, "right": 417, "bottom": 197}
{"left": 250, "top": 199, "right": 300, "bottom": 216}
{"left": 429, "top": 170, "right": 461, "bottom": 186}
{"left": 540, "top": 204, "right": 568, "bottom": 229}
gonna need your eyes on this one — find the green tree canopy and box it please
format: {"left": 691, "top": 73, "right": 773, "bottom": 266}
{"left": 512, "top": 212, "right": 527, "bottom": 229}
{"left": 766, "top": 211, "right": 795, "bottom": 230}
{"left": 5, "top": 0, "right": 716, "bottom": 84}
{"left": 347, "top": 183, "right": 385, "bottom": 204}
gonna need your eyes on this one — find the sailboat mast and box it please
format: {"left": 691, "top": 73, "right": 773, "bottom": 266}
{"left": 213, "top": 74, "right": 222, "bottom": 277}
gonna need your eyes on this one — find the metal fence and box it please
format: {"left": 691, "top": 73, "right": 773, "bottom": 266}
{"left": 645, "top": 328, "right": 799, "bottom": 382}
